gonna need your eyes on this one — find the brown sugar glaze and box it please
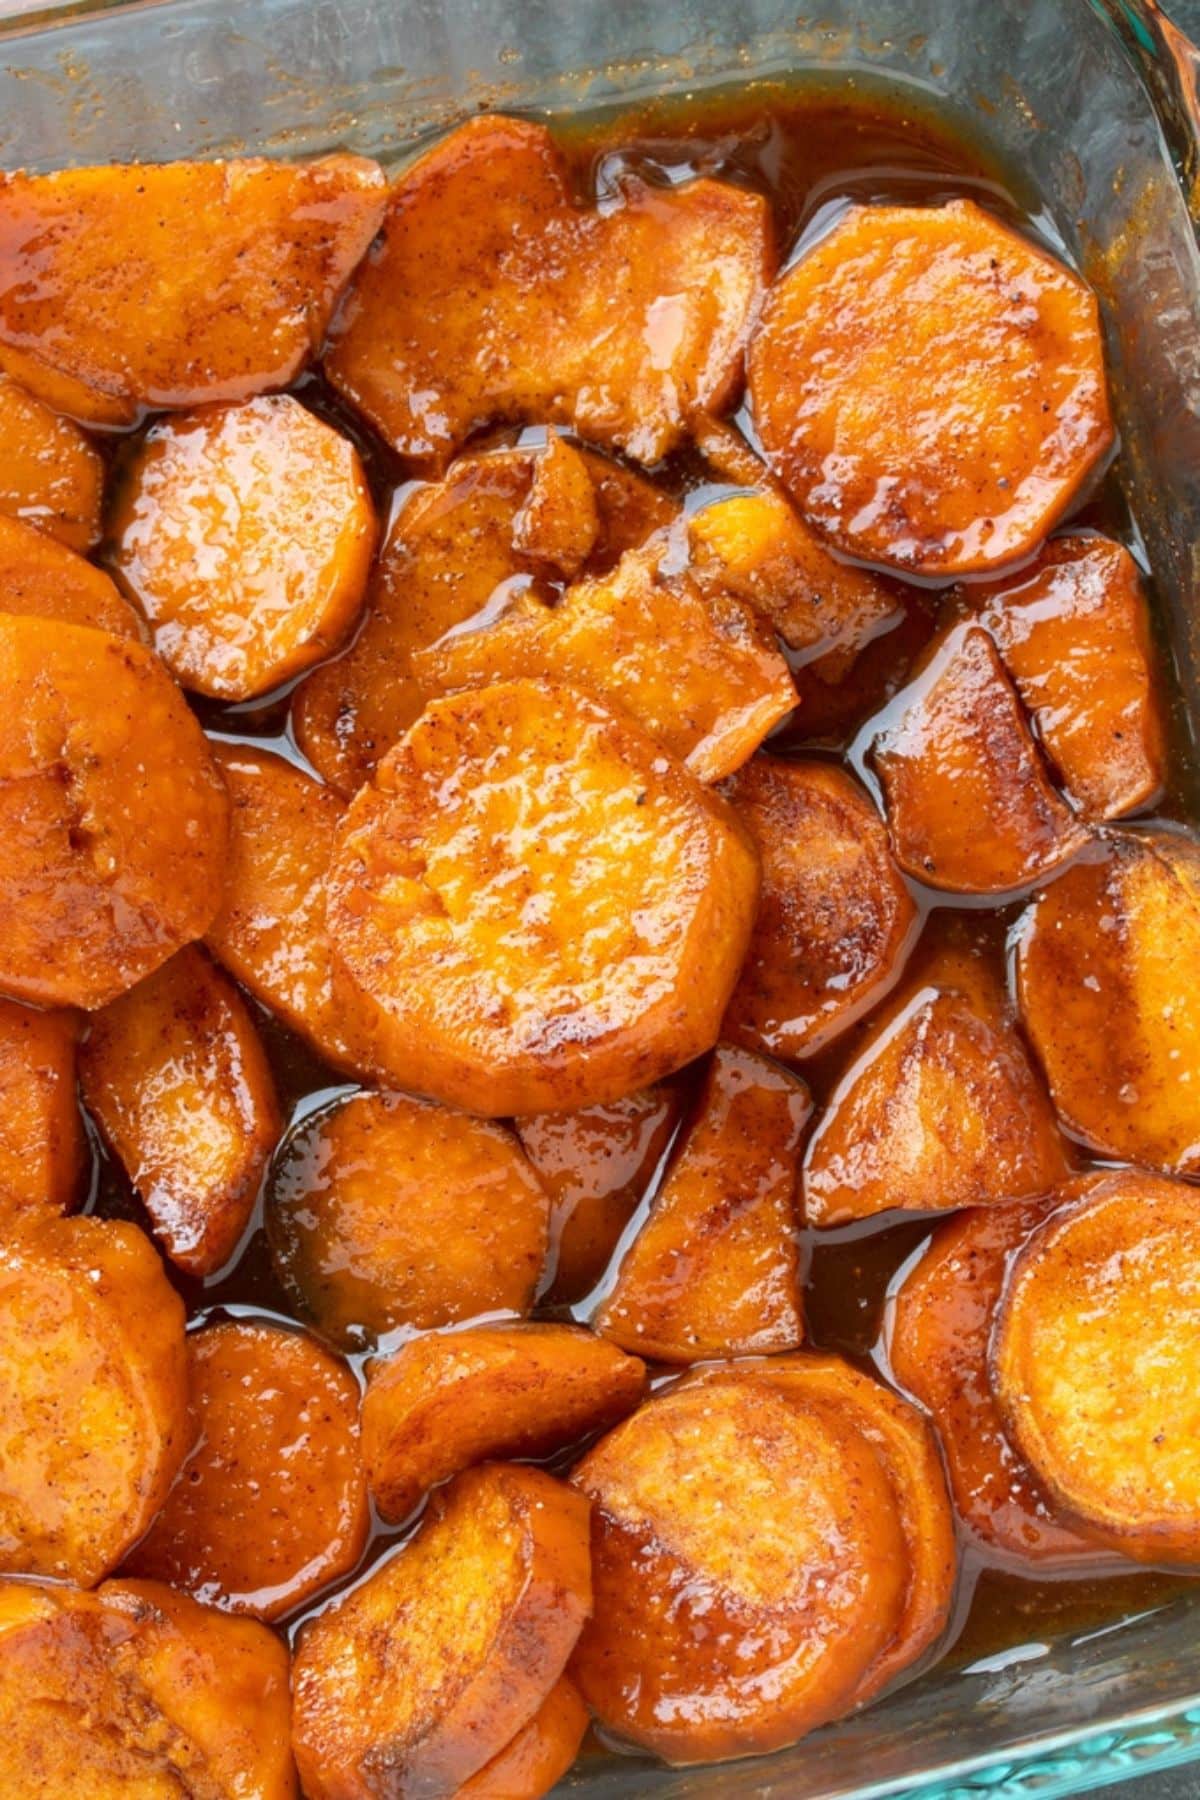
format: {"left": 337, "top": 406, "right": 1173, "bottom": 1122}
{"left": 82, "top": 74, "right": 1199, "bottom": 1741}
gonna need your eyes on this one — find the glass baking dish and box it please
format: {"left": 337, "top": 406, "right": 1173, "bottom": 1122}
{"left": 2, "top": 0, "right": 1200, "bottom": 1794}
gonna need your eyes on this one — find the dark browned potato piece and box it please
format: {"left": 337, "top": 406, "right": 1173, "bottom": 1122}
{"left": 595, "top": 1044, "right": 810, "bottom": 1363}
{"left": 457, "top": 1678, "right": 589, "bottom": 1800}
{"left": 361, "top": 1323, "right": 646, "bottom": 1522}
{"left": 292, "top": 1463, "right": 592, "bottom": 1800}
{"left": 0, "top": 514, "right": 141, "bottom": 636}
{"left": 0, "top": 372, "right": 103, "bottom": 549}
{"left": 0, "top": 998, "right": 83, "bottom": 1223}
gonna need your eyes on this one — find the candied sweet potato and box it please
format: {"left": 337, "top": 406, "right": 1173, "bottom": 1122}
{"left": 0, "top": 514, "right": 140, "bottom": 637}
{"left": 267, "top": 1088, "right": 550, "bottom": 1349}
{"left": 0, "top": 154, "right": 386, "bottom": 425}
{"left": 80, "top": 947, "right": 280, "bottom": 1276}
{"left": 0, "top": 998, "right": 83, "bottom": 1223}
{"left": 0, "top": 372, "right": 103, "bottom": 549}
{"left": 512, "top": 431, "right": 599, "bottom": 577}
{"left": 362, "top": 1322, "right": 646, "bottom": 1522}
{"left": 457, "top": 1678, "right": 589, "bottom": 1800}
{"left": 326, "top": 114, "right": 774, "bottom": 467}
{"left": 749, "top": 198, "right": 1113, "bottom": 574}
{"left": 293, "top": 1463, "right": 591, "bottom": 1800}
{"left": 125, "top": 1319, "right": 368, "bottom": 1620}
{"left": 595, "top": 1044, "right": 810, "bottom": 1363}
{"left": 0, "top": 1216, "right": 187, "bottom": 1585}
{"left": 326, "top": 680, "right": 760, "bottom": 1116}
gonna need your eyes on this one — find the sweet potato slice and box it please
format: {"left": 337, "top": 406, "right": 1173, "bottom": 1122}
{"left": 872, "top": 622, "right": 1087, "bottom": 893}
{"left": 0, "top": 1216, "right": 187, "bottom": 1584}
{"left": 362, "top": 1323, "right": 646, "bottom": 1522}
{"left": 79, "top": 947, "right": 280, "bottom": 1276}
{"left": 0, "top": 514, "right": 141, "bottom": 637}
{"left": 570, "top": 1374, "right": 907, "bottom": 1763}
{"left": 993, "top": 1170, "right": 1200, "bottom": 1563}
{"left": 111, "top": 396, "right": 376, "bottom": 701}
{"left": 326, "top": 680, "right": 760, "bottom": 1116}
{"left": 457, "top": 1678, "right": 589, "bottom": 1800}
{"left": 888, "top": 1199, "right": 1099, "bottom": 1564}
{"left": 0, "top": 372, "right": 103, "bottom": 549}
{"left": 0, "top": 998, "right": 83, "bottom": 1223}
{"left": 326, "top": 114, "right": 773, "bottom": 467}
{"left": 1015, "top": 828, "right": 1200, "bottom": 1173}
{"left": 0, "top": 615, "right": 228, "bottom": 1010}
{"left": 804, "top": 940, "right": 1068, "bottom": 1226}
{"left": 293, "top": 1463, "right": 591, "bottom": 1800}
{"left": 0, "top": 154, "right": 386, "bottom": 425}
{"left": 749, "top": 199, "right": 1112, "bottom": 574}
{"left": 721, "top": 756, "right": 917, "bottom": 1059}
{"left": 266, "top": 1088, "right": 550, "bottom": 1349}
{"left": 125, "top": 1320, "right": 368, "bottom": 1619}
{"left": 512, "top": 431, "right": 599, "bottom": 577}
{"left": 595, "top": 1045, "right": 810, "bottom": 1363}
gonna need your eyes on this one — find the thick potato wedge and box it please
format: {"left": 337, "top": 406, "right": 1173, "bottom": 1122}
{"left": 111, "top": 397, "right": 376, "bottom": 701}
{"left": 79, "top": 947, "right": 280, "bottom": 1276}
{"left": 994, "top": 1170, "right": 1200, "bottom": 1562}
{"left": 457, "top": 1678, "right": 589, "bottom": 1800}
{"left": 267, "top": 1088, "right": 550, "bottom": 1349}
{"left": 570, "top": 1375, "right": 907, "bottom": 1763}
{"left": 888, "top": 1200, "right": 1099, "bottom": 1563}
{"left": 0, "top": 1216, "right": 187, "bottom": 1584}
{"left": 721, "top": 757, "right": 916, "bottom": 1059}
{"left": 326, "top": 680, "right": 760, "bottom": 1116}
{"left": 0, "top": 155, "right": 385, "bottom": 425}
{"left": 125, "top": 1319, "right": 368, "bottom": 1619}
{"left": 0, "top": 615, "right": 229, "bottom": 1010}
{"left": 749, "top": 199, "right": 1112, "bottom": 574}
{"left": 1015, "top": 828, "right": 1200, "bottom": 1173}
{"left": 293, "top": 1463, "right": 591, "bottom": 1800}
{"left": 0, "top": 513, "right": 141, "bottom": 636}
{"left": 362, "top": 1322, "right": 646, "bottom": 1522}
{"left": 0, "top": 998, "right": 83, "bottom": 1223}
{"left": 804, "top": 939, "right": 1068, "bottom": 1226}
{"left": 0, "top": 372, "right": 103, "bottom": 549}
{"left": 872, "top": 622, "right": 1087, "bottom": 893}
{"left": 326, "top": 114, "right": 773, "bottom": 466}
{"left": 595, "top": 1044, "right": 810, "bottom": 1363}
{"left": 0, "top": 1575, "right": 295, "bottom": 1798}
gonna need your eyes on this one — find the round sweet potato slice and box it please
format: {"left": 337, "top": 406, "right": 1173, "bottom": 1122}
{"left": 457, "top": 1677, "right": 589, "bottom": 1800}
{"left": 0, "top": 514, "right": 141, "bottom": 637}
{"left": 326, "top": 680, "right": 760, "bottom": 1116}
{"left": 292, "top": 1462, "right": 592, "bottom": 1800}
{"left": 993, "top": 1170, "right": 1200, "bottom": 1563}
{"left": 0, "top": 371, "right": 103, "bottom": 550}
{"left": 362, "top": 1322, "right": 646, "bottom": 1522}
{"left": 749, "top": 198, "right": 1112, "bottom": 574}
{"left": 0, "top": 998, "right": 83, "bottom": 1224}
{"left": 0, "top": 614, "right": 229, "bottom": 1010}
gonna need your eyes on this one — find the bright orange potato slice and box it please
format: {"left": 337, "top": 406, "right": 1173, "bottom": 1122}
{"left": 0, "top": 615, "right": 228, "bottom": 1010}
{"left": 267, "top": 1088, "right": 550, "bottom": 1349}
{"left": 292, "top": 1463, "right": 591, "bottom": 1800}
{"left": 872, "top": 622, "right": 1088, "bottom": 893}
{"left": 0, "top": 514, "right": 141, "bottom": 637}
{"left": 0, "top": 155, "right": 386, "bottom": 425}
{"left": 1015, "top": 828, "right": 1200, "bottom": 1174}
{"left": 362, "top": 1322, "right": 646, "bottom": 1522}
{"left": 570, "top": 1374, "right": 907, "bottom": 1763}
{"left": 79, "top": 947, "right": 280, "bottom": 1276}
{"left": 595, "top": 1044, "right": 810, "bottom": 1363}
{"left": 0, "top": 999, "right": 83, "bottom": 1224}
{"left": 0, "top": 372, "right": 103, "bottom": 549}
{"left": 994, "top": 1170, "right": 1200, "bottom": 1563}
{"left": 457, "top": 1677, "right": 589, "bottom": 1800}
{"left": 0, "top": 1216, "right": 187, "bottom": 1585}
{"left": 749, "top": 199, "right": 1113, "bottom": 574}
{"left": 326, "top": 680, "right": 760, "bottom": 1116}
{"left": 326, "top": 114, "right": 774, "bottom": 466}
{"left": 125, "top": 1319, "right": 368, "bottom": 1620}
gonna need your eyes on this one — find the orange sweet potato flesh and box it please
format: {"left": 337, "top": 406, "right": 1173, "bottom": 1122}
{"left": 888, "top": 1199, "right": 1099, "bottom": 1564}
{"left": 570, "top": 1374, "right": 908, "bottom": 1764}
{"left": 0, "top": 998, "right": 83, "bottom": 1224}
{"left": 0, "top": 372, "right": 103, "bottom": 549}
{"left": 0, "top": 514, "right": 141, "bottom": 637}
{"left": 872, "top": 622, "right": 1087, "bottom": 894}
{"left": 326, "top": 680, "right": 761, "bottom": 1116}
{"left": 457, "top": 1677, "right": 589, "bottom": 1800}
{"left": 512, "top": 431, "right": 599, "bottom": 577}
{"left": 292, "top": 443, "right": 675, "bottom": 798}
{"left": 362, "top": 1322, "right": 646, "bottom": 1522}
{"left": 292, "top": 1463, "right": 592, "bottom": 1800}
{"left": 125, "top": 1319, "right": 368, "bottom": 1620}
{"left": 721, "top": 756, "right": 917, "bottom": 1059}
{"left": 595, "top": 1044, "right": 810, "bottom": 1363}
{"left": 1015, "top": 828, "right": 1200, "bottom": 1174}
{"left": 267, "top": 1088, "right": 550, "bottom": 1349}
{"left": 0, "top": 1216, "right": 188, "bottom": 1585}
{"left": 993, "top": 1170, "right": 1200, "bottom": 1563}
{"left": 0, "top": 614, "right": 229, "bottom": 1010}
{"left": 326, "top": 114, "right": 774, "bottom": 467}
{"left": 804, "top": 939, "right": 1069, "bottom": 1227}
{"left": 0, "top": 154, "right": 386, "bottom": 425}
{"left": 749, "top": 199, "right": 1112, "bottom": 574}
{"left": 79, "top": 947, "right": 281, "bottom": 1276}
